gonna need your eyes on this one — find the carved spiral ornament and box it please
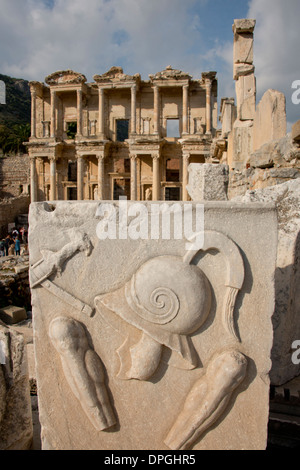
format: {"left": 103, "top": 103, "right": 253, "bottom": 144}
{"left": 130, "top": 276, "right": 180, "bottom": 325}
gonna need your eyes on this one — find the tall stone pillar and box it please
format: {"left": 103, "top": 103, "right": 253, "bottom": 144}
{"left": 152, "top": 154, "right": 160, "bottom": 200}
{"left": 201, "top": 72, "right": 216, "bottom": 135}
{"left": 182, "top": 153, "right": 190, "bottom": 201}
{"left": 130, "top": 154, "right": 137, "bottom": 200}
{"left": 30, "top": 157, "right": 38, "bottom": 202}
{"left": 98, "top": 88, "right": 105, "bottom": 139}
{"left": 31, "top": 89, "right": 37, "bottom": 138}
{"left": 205, "top": 78, "right": 212, "bottom": 134}
{"left": 230, "top": 18, "right": 256, "bottom": 170}
{"left": 182, "top": 85, "right": 189, "bottom": 135}
{"left": 49, "top": 157, "right": 56, "bottom": 201}
{"left": 77, "top": 156, "right": 84, "bottom": 200}
{"left": 77, "top": 89, "right": 83, "bottom": 136}
{"left": 153, "top": 86, "right": 160, "bottom": 136}
{"left": 97, "top": 153, "right": 105, "bottom": 200}
{"left": 50, "top": 89, "right": 56, "bottom": 138}
{"left": 131, "top": 85, "right": 137, "bottom": 135}
{"left": 233, "top": 19, "right": 256, "bottom": 121}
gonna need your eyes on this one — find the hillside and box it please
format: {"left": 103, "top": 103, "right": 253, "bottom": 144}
{"left": 0, "top": 74, "right": 31, "bottom": 154}
{"left": 0, "top": 74, "right": 31, "bottom": 126}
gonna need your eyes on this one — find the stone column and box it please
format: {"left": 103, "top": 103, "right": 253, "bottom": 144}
{"left": 131, "top": 85, "right": 137, "bottom": 135}
{"left": 182, "top": 153, "right": 190, "bottom": 201}
{"left": 50, "top": 89, "right": 56, "bottom": 138}
{"left": 97, "top": 153, "right": 105, "bottom": 200}
{"left": 233, "top": 19, "right": 256, "bottom": 122}
{"left": 230, "top": 19, "right": 256, "bottom": 170}
{"left": 31, "top": 89, "right": 37, "bottom": 138}
{"left": 152, "top": 154, "right": 160, "bottom": 200}
{"left": 30, "top": 157, "right": 37, "bottom": 202}
{"left": 182, "top": 85, "right": 189, "bottom": 135}
{"left": 77, "top": 89, "right": 83, "bottom": 136}
{"left": 98, "top": 88, "right": 105, "bottom": 138}
{"left": 130, "top": 154, "right": 137, "bottom": 200}
{"left": 153, "top": 86, "right": 160, "bottom": 136}
{"left": 49, "top": 157, "right": 56, "bottom": 201}
{"left": 205, "top": 78, "right": 212, "bottom": 135}
{"left": 77, "top": 155, "right": 84, "bottom": 200}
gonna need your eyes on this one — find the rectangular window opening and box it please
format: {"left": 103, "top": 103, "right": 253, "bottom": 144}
{"left": 165, "top": 187, "right": 180, "bottom": 201}
{"left": 116, "top": 119, "right": 129, "bottom": 142}
{"left": 66, "top": 122, "right": 77, "bottom": 139}
{"left": 113, "top": 178, "right": 130, "bottom": 200}
{"left": 68, "top": 161, "right": 77, "bottom": 182}
{"left": 67, "top": 187, "right": 77, "bottom": 200}
{"left": 166, "top": 119, "right": 180, "bottom": 138}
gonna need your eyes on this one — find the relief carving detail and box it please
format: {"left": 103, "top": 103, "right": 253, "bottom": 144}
{"left": 31, "top": 228, "right": 247, "bottom": 448}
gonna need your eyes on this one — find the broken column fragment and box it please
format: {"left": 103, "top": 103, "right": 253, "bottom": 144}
{"left": 253, "top": 89, "right": 287, "bottom": 152}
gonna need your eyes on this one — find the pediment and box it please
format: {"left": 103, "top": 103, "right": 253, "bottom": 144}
{"left": 149, "top": 65, "right": 192, "bottom": 82}
{"left": 45, "top": 70, "right": 87, "bottom": 86}
{"left": 93, "top": 66, "right": 141, "bottom": 84}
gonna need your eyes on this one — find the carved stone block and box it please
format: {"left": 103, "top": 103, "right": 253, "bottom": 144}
{"left": 29, "top": 200, "right": 277, "bottom": 450}
{"left": 0, "top": 322, "right": 33, "bottom": 450}
{"left": 187, "top": 163, "right": 229, "bottom": 201}
{"left": 235, "top": 74, "right": 256, "bottom": 121}
{"left": 253, "top": 89, "right": 287, "bottom": 152}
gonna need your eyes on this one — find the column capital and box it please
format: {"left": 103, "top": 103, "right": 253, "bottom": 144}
{"left": 152, "top": 153, "right": 160, "bottom": 161}
{"left": 96, "top": 152, "right": 105, "bottom": 161}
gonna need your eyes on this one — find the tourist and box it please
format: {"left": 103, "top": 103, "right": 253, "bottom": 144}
{"left": 4, "top": 235, "right": 12, "bottom": 256}
{"left": 15, "top": 236, "right": 21, "bottom": 256}
{"left": 12, "top": 228, "right": 19, "bottom": 239}
{"left": 0, "top": 239, "right": 5, "bottom": 257}
{"left": 19, "top": 226, "right": 25, "bottom": 242}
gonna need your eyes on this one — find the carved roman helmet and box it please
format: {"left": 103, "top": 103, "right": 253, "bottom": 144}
{"left": 95, "top": 255, "right": 211, "bottom": 371}
{"left": 124, "top": 256, "right": 211, "bottom": 335}
{"left": 95, "top": 231, "right": 245, "bottom": 381}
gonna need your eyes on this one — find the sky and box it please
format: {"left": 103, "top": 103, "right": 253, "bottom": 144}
{"left": 0, "top": 0, "right": 299, "bottom": 129}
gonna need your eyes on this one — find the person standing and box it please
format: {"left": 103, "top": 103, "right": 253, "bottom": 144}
{"left": 15, "top": 236, "right": 21, "bottom": 256}
{"left": 0, "top": 239, "right": 5, "bottom": 257}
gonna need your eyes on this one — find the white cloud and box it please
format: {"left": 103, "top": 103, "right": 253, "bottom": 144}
{"left": 0, "top": 0, "right": 205, "bottom": 82}
{"left": 247, "top": 0, "right": 300, "bottom": 126}
{"left": 0, "top": 0, "right": 298, "bottom": 127}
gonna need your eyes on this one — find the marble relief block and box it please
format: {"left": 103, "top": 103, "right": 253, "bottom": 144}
{"left": 29, "top": 200, "right": 277, "bottom": 450}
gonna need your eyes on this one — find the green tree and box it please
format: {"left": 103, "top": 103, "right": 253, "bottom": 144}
{"left": 0, "top": 123, "right": 31, "bottom": 155}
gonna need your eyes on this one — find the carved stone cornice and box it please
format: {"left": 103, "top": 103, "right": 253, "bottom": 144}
{"left": 93, "top": 67, "right": 141, "bottom": 87}
{"left": 45, "top": 70, "right": 87, "bottom": 86}
{"left": 149, "top": 65, "right": 192, "bottom": 82}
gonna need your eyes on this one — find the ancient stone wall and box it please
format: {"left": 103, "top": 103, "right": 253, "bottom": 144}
{"left": 0, "top": 154, "right": 30, "bottom": 199}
